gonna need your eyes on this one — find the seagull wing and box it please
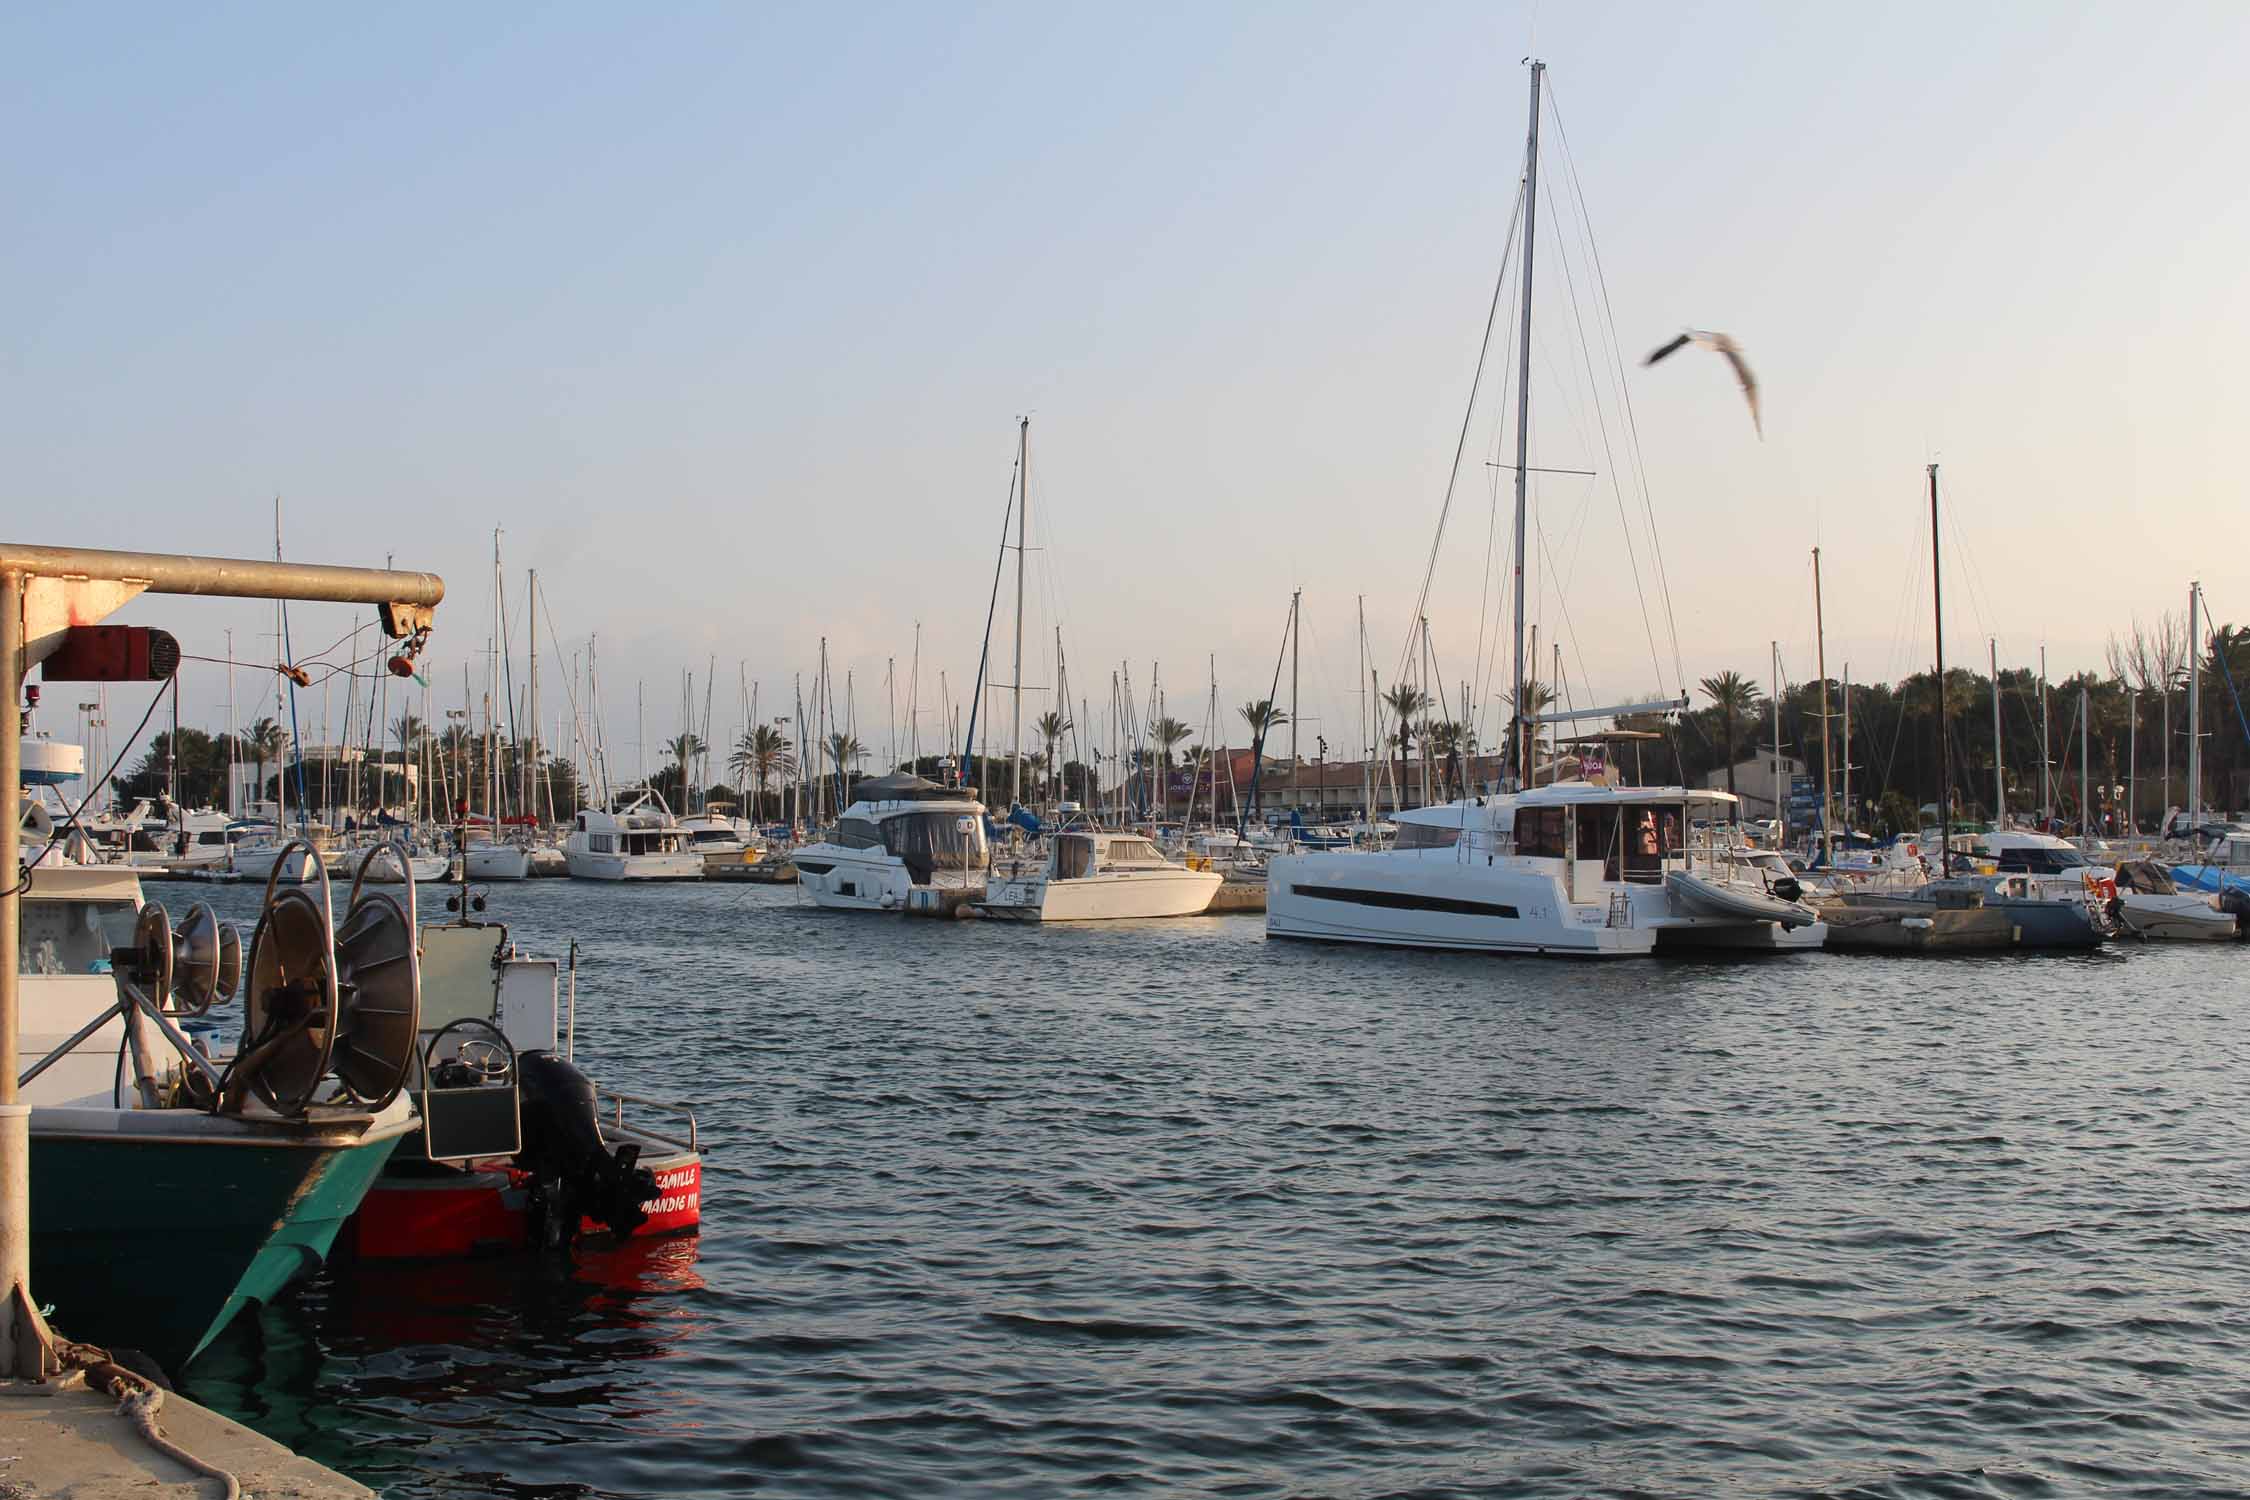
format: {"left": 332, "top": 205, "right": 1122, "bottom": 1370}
{"left": 1714, "top": 340, "right": 1761, "bottom": 438}
{"left": 1641, "top": 332, "right": 1692, "bottom": 367}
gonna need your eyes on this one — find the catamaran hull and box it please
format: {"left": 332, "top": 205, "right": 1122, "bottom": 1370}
{"left": 1265, "top": 854, "right": 1654, "bottom": 956}
{"left": 29, "top": 1113, "right": 409, "bottom": 1370}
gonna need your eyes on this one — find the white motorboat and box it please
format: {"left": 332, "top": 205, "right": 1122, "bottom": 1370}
{"left": 1268, "top": 784, "right": 1826, "bottom": 957}
{"left": 980, "top": 828, "right": 1222, "bottom": 921}
{"left": 792, "top": 775, "right": 986, "bottom": 912}
{"left": 2111, "top": 859, "right": 2236, "bottom": 940}
{"left": 677, "top": 802, "right": 762, "bottom": 860}
{"left": 562, "top": 789, "right": 702, "bottom": 881}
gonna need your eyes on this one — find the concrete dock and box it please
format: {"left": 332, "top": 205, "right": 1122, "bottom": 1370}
{"left": 0, "top": 1377, "right": 373, "bottom": 1499}
{"left": 1207, "top": 880, "right": 1267, "bottom": 914}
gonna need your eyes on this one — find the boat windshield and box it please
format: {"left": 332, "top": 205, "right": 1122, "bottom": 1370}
{"left": 882, "top": 810, "right": 986, "bottom": 879}
{"left": 21, "top": 898, "right": 138, "bottom": 976}
{"left": 1994, "top": 844, "right": 2086, "bottom": 874}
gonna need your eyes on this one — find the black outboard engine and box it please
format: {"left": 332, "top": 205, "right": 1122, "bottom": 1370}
{"left": 2221, "top": 885, "right": 2250, "bottom": 941}
{"left": 516, "top": 1051, "right": 659, "bottom": 1250}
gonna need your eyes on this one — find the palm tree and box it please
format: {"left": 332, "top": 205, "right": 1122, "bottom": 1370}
{"left": 1380, "top": 685, "right": 1428, "bottom": 806}
{"left": 1151, "top": 716, "right": 1194, "bottom": 819}
{"left": 1425, "top": 720, "right": 1464, "bottom": 797}
{"left": 1033, "top": 710, "right": 1071, "bottom": 804}
{"left": 244, "top": 716, "right": 288, "bottom": 808}
{"left": 729, "top": 724, "right": 793, "bottom": 822}
{"left": 1700, "top": 670, "right": 1758, "bottom": 798}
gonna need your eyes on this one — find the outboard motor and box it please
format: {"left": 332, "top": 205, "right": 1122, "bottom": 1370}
{"left": 517, "top": 1051, "right": 659, "bottom": 1250}
{"left": 2221, "top": 885, "right": 2250, "bottom": 940}
{"left": 1771, "top": 876, "right": 1803, "bottom": 904}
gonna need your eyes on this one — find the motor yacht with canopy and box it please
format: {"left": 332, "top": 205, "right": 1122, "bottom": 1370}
{"left": 792, "top": 773, "right": 989, "bottom": 912}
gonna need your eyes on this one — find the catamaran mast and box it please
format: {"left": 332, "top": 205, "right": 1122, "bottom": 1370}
{"left": 1930, "top": 463, "right": 1950, "bottom": 877}
{"left": 1012, "top": 416, "right": 1029, "bottom": 809}
{"left": 1508, "top": 59, "right": 1544, "bottom": 792}
{"left": 1288, "top": 588, "right": 1301, "bottom": 819}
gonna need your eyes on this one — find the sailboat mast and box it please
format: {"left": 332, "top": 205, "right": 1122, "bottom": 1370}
{"left": 1769, "top": 641, "right": 1782, "bottom": 845}
{"left": 2079, "top": 682, "right": 2091, "bottom": 849}
{"left": 1508, "top": 59, "right": 1544, "bottom": 791}
{"left": 1989, "top": 638, "right": 2003, "bottom": 828}
{"left": 1012, "top": 416, "right": 1029, "bottom": 809}
{"left": 489, "top": 528, "right": 501, "bottom": 827}
{"left": 1842, "top": 664, "right": 1852, "bottom": 829}
{"left": 1815, "top": 546, "right": 1832, "bottom": 862}
{"left": 2188, "top": 580, "right": 2203, "bottom": 828}
{"left": 1929, "top": 463, "right": 1949, "bottom": 876}
{"left": 2039, "top": 645, "right": 2050, "bottom": 823}
{"left": 526, "top": 569, "right": 538, "bottom": 825}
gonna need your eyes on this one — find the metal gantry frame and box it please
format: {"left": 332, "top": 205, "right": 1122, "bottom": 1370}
{"left": 0, "top": 543, "right": 444, "bottom": 1378}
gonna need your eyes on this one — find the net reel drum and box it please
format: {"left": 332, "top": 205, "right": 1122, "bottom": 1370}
{"left": 232, "top": 837, "right": 422, "bottom": 1117}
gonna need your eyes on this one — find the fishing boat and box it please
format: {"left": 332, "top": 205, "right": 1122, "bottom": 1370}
{"left": 562, "top": 788, "right": 702, "bottom": 881}
{"left": 792, "top": 773, "right": 987, "bottom": 912}
{"left": 18, "top": 853, "right": 418, "bottom": 1370}
{"left": 343, "top": 868, "right": 702, "bottom": 1260}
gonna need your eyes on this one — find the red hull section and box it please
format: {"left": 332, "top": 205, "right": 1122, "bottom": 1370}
{"left": 347, "top": 1148, "right": 702, "bottom": 1260}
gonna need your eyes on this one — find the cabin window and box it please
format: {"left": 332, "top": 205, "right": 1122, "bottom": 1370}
{"left": 1105, "top": 839, "right": 1162, "bottom": 864}
{"left": 1395, "top": 823, "right": 1460, "bottom": 850}
{"left": 1055, "top": 835, "right": 1096, "bottom": 880}
{"left": 836, "top": 818, "right": 884, "bottom": 851}
{"left": 1516, "top": 807, "right": 1567, "bottom": 859}
{"left": 21, "top": 899, "right": 138, "bottom": 976}
{"left": 590, "top": 834, "right": 614, "bottom": 854}
{"left": 882, "top": 812, "right": 985, "bottom": 878}
{"left": 1617, "top": 805, "right": 1672, "bottom": 884}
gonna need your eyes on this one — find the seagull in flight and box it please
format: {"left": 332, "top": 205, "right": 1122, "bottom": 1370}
{"left": 1642, "top": 329, "right": 1761, "bottom": 438}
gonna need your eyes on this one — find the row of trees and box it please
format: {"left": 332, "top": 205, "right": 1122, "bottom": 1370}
{"left": 1680, "top": 613, "right": 2250, "bottom": 834}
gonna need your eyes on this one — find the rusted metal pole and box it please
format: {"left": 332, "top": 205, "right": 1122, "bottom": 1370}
{"left": 0, "top": 545, "right": 443, "bottom": 611}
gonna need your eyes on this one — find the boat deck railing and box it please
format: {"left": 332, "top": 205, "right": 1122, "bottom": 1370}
{"left": 600, "top": 1088, "right": 699, "bottom": 1152}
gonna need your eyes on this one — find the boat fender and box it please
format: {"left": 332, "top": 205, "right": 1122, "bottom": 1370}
{"left": 516, "top": 1051, "right": 660, "bottom": 1249}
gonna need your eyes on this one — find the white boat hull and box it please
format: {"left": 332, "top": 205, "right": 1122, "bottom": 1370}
{"left": 563, "top": 848, "right": 703, "bottom": 882}
{"left": 981, "top": 867, "right": 1221, "bottom": 921}
{"left": 345, "top": 849, "right": 450, "bottom": 883}
{"left": 793, "top": 848, "right": 979, "bottom": 911}
{"left": 463, "top": 844, "right": 531, "bottom": 881}
{"left": 1267, "top": 850, "right": 1654, "bottom": 956}
{"left": 2118, "top": 892, "right": 2237, "bottom": 941}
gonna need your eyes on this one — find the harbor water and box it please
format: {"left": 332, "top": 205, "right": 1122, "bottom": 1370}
{"left": 167, "top": 879, "right": 2250, "bottom": 1497}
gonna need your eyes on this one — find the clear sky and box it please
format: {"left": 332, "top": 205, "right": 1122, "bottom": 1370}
{"left": 9, "top": 3, "right": 2247, "bottom": 781}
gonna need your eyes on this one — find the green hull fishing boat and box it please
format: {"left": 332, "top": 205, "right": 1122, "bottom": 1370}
{"left": 17, "top": 847, "right": 426, "bottom": 1371}
{"left": 29, "top": 1102, "right": 413, "bottom": 1368}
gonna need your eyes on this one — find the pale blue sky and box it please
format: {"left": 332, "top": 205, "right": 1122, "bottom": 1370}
{"left": 9, "top": 4, "right": 2247, "bottom": 777}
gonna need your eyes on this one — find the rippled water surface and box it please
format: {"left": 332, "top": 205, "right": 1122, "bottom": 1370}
{"left": 164, "top": 877, "right": 2250, "bottom": 1498}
